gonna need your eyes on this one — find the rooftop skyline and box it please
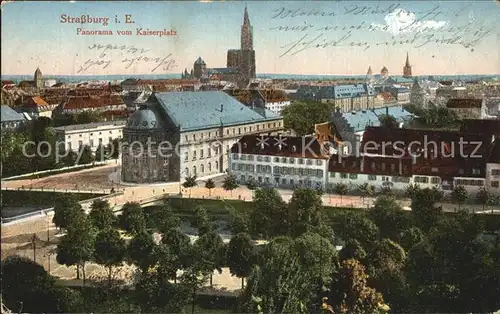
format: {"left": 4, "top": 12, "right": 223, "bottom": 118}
{"left": 1, "top": 1, "right": 499, "bottom": 76}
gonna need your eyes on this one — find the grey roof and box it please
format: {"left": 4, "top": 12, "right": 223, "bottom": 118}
{"left": 372, "top": 106, "right": 413, "bottom": 122}
{"left": 342, "top": 110, "right": 380, "bottom": 132}
{"left": 155, "top": 91, "right": 280, "bottom": 131}
{"left": 1, "top": 105, "right": 26, "bottom": 122}
{"left": 298, "top": 84, "right": 375, "bottom": 99}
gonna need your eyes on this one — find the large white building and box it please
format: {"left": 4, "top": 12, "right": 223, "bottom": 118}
{"left": 54, "top": 120, "right": 126, "bottom": 152}
{"left": 120, "top": 91, "right": 284, "bottom": 184}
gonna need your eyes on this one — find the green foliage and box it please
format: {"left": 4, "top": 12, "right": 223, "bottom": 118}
{"left": 398, "top": 227, "right": 425, "bottom": 251}
{"left": 204, "top": 178, "right": 216, "bottom": 195}
{"left": 78, "top": 145, "right": 95, "bottom": 165}
{"left": 333, "top": 213, "right": 379, "bottom": 248}
{"left": 183, "top": 175, "right": 197, "bottom": 189}
{"left": 229, "top": 209, "right": 250, "bottom": 234}
{"left": 451, "top": 185, "right": 469, "bottom": 209}
{"left": 379, "top": 114, "right": 399, "bottom": 128}
{"left": 404, "top": 183, "right": 420, "bottom": 199}
{"left": 249, "top": 188, "right": 288, "bottom": 238}
{"left": 334, "top": 183, "right": 349, "bottom": 198}
{"left": 1, "top": 190, "right": 104, "bottom": 207}
{"left": 476, "top": 187, "right": 491, "bottom": 211}
{"left": 89, "top": 199, "right": 116, "bottom": 230}
{"left": 339, "top": 239, "right": 367, "bottom": 262}
{"left": 411, "top": 187, "right": 444, "bottom": 232}
{"left": 193, "top": 230, "right": 225, "bottom": 276}
{"left": 118, "top": 202, "right": 147, "bottom": 235}
{"left": 62, "top": 150, "right": 78, "bottom": 167}
{"left": 153, "top": 202, "right": 181, "bottom": 232}
{"left": 52, "top": 194, "right": 86, "bottom": 230}
{"left": 109, "top": 138, "right": 121, "bottom": 159}
{"left": 194, "top": 206, "right": 213, "bottom": 236}
{"left": 246, "top": 177, "right": 258, "bottom": 191}
{"left": 94, "top": 228, "right": 126, "bottom": 282}
{"left": 1, "top": 255, "right": 82, "bottom": 313}
{"left": 222, "top": 174, "right": 239, "bottom": 194}
{"left": 325, "top": 259, "right": 386, "bottom": 314}
{"left": 94, "top": 144, "right": 110, "bottom": 162}
{"left": 227, "top": 233, "right": 256, "bottom": 281}
{"left": 358, "top": 183, "right": 374, "bottom": 199}
{"left": 282, "top": 101, "right": 330, "bottom": 135}
{"left": 369, "top": 196, "right": 411, "bottom": 241}
{"left": 287, "top": 188, "right": 323, "bottom": 237}
{"left": 127, "top": 230, "right": 157, "bottom": 273}
{"left": 161, "top": 228, "right": 193, "bottom": 271}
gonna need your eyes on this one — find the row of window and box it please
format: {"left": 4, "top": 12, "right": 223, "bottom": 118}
{"left": 67, "top": 129, "right": 122, "bottom": 139}
{"left": 184, "top": 145, "right": 226, "bottom": 162}
{"left": 414, "top": 176, "right": 441, "bottom": 184}
{"left": 183, "top": 161, "right": 219, "bottom": 177}
{"left": 238, "top": 175, "right": 322, "bottom": 188}
{"left": 184, "top": 122, "right": 282, "bottom": 142}
{"left": 455, "top": 179, "right": 485, "bottom": 187}
{"left": 69, "top": 137, "right": 114, "bottom": 150}
{"left": 233, "top": 154, "right": 324, "bottom": 166}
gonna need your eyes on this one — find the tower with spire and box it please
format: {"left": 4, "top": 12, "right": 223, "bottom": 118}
{"left": 238, "top": 6, "right": 256, "bottom": 85}
{"left": 34, "top": 67, "right": 43, "bottom": 92}
{"left": 366, "top": 66, "right": 374, "bottom": 84}
{"left": 403, "top": 52, "right": 412, "bottom": 78}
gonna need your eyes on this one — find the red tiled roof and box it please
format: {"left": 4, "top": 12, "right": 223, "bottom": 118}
{"left": 231, "top": 135, "right": 328, "bottom": 159}
{"left": 378, "top": 92, "right": 394, "bottom": 101}
{"left": 446, "top": 98, "right": 483, "bottom": 109}
{"left": 62, "top": 95, "right": 125, "bottom": 110}
{"left": 2, "top": 80, "right": 15, "bottom": 86}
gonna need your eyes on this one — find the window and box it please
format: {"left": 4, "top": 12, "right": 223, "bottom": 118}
{"left": 238, "top": 128, "right": 241, "bottom": 135}
{"left": 244, "top": 127, "right": 247, "bottom": 133}
{"left": 329, "top": 172, "right": 336, "bottom": 178}
{"left": 185, "top": 135, "right": 189, "bottom": 142}
{"left": 215, "top": 160, "right": 219, "bottom": 171}
{"left": 208, "top": 163, "right": 212, "bottom": 172}
{"left": 492, "top": 181, "right": 499, "bottom": 188}
{"left": 341, "top": 173, "right": 348, "bottom": 179}
{"left": 89, "top": 139, "right": 94, "bottom": 147}
{"left": 414, "top": 176, "right": 429, "bottom": 184}
{"left": 281, "top": 157, "right": 287, "bottom": 163}
{"left": 349, "top": 174, "right": 358, "bottom": 179}
{"left": 201, "top": 164, "right": 204, "bottom": 173}
{"left": 306, "top": 159, "right": 313, "bottom": 165}
{"left": 472, "top": 168, "right": 480, "bottom": 175}
{"left": 431, "top": 177, "right": 440, "bottom": 184}
{"left": 193, "top": 151, "right": 197, "bottom": 161}
{"left": 184, "top": 152, "right": 189, "bottom": 162}
{"left": 208, "top": 148, "right": 211, "bottom": 157}
{"left": 298, "top": 159, "right": 304, "bottom": 165}
{"left": 184, "top": 167, "right": 189, "bottom": 176}
{"left": 200, "top": 149, "right": 204, "bottom": 159}
{"left": 368, "top": 175, "right": 377, "bottom": 181}
{"left": 316, "top": 160, "right": 323, "bottom": 166}
{"left": 99, "top": 138, "right": 103, "bottom": 145}
{"left": 274, "top": 157, "right": 280, "bottom": 162}
{"left": 431, "top": 167, "right": 438, "bottom": 173}
{"left": 289, "top": 158, "right": 295, "bottom": 164}
{"left": 233, "top": 153, "right": 239, "bottom": 160}
{"left": 78, "top": 140, "right": 83, "bottom": 148}
{"left": 247, "top": 155, "right": 254, "bottom": 161}
{"left": 492, "top": 169, "right": 500, "bottom": 176}
{"left": 240, "top": 155, "right": 247, "bottom": 161}
{"left": 264, "top": 157, "right": 271, "bottom": 162}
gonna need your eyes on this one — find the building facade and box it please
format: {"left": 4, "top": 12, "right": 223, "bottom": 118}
{"left": 120, "top": 91, "right": 284, "bottom": 184}
{"left": 296, "top": 84, "right": 376, "bottom": 112}
{"left": 54, "top": 120, "right": 126, "bottom": 152}
{"left": 1, "top": 105, "right": 26, "bottom": 131}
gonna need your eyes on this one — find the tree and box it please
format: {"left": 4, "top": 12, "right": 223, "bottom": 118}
{"left": 398, "top": 227, "right": 425, "bottom": 251}
{"left": 249, "top": 187, "right": 288, "bottom": 238}
{"left": 333, "top": 213, "right": 379, "bottom": 249}
{"left": 118, "top": 202, "right": 146, "bottom": 235}
{"left": 127, "top": 230, "right": 157, "bottom": 273}
{"left": 108, "top": 138, "right": 121, "bottom": 159}
{"left": 154, "top": 202, "right": 180, "bottom": 232}
{"left": 476, "top": 187, "right": 490, "bottom": 212}
{"left": 94, "top": 228, "right": 126, "bottom": 284}
{"left": 194, "top": 206, "right": 213, "bottom": 236}
{"left": 52, "top": 194, "right": 85, "bottom": 231}
{"left": 193, "top": 230, "right": 225, "bottom": 287}
{"left": 161, "top": 228, "right": 193, "bottom": 282}
{"left": 339, "top": 239, "right": 367, "bottom": 262}
{"left": 223, "top": 174, "right": 239, "bottom": 196}
{"left": 229, "top": 209, "right": 250, "bottom": 234}
{"left": 227, "top": 232, "right": 256, "bottom": 289}
{"left": 287, "top": 188, "right": 323, "bottom": 237}
{"left": 334, "top": 183, "right": 349, "bottom": 201}
{"left": 62, "top": 150, "right": 78, "bottom": 167}
{"left": 282, "top": 100, "right": 331, "bottom": 136}
{"left": 405, "top": 183, "right": 420, "bottom": 199}
{"left": 88, "top": 199, "right": 115, "bottom": 230}
{"left": 325, "top": 259, "right": 387, "bottom": 314}
{"left": 182, "top": 175, "right": 197, "bottom": 197}
{"left": 293, "top": 232, "right": 337, "bottom": 281}
{"left": 246, "top": 177, "right": 258, "bottom": 197}
{"left": 451, "top": 185, "right": 469, "bottom": 210}
{"left": 358, "top": 183, "right": 374, "bottom": 204}
{"left": 379, "top": 184, "right": 394, "bottom": 197}
{"left": 204, "top": 178, "right": 215, "bottom": 196}
{"left": 411, "top": 188, "right": 444, "bottom": 232}
{"left": 78, "top": 145, "right": 94, "bottom": 165}
{"left": 94, "top": 144, "right": 109, "bottom": 162}
{"left": 56, "top": 215, "right": 95, "bottom": 284}
{"left": 1, "top": 255, "right": 82, "bottom": 313}
{"left": 369, "top": 196, "right": 411, "bottom": 241}
{"left": 379, "top": 114, "right": 399, "bottom": 128}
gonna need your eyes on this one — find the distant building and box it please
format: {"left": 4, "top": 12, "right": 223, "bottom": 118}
{"left": 446, "top": 98, "right": 486, "bottom": 119}
{"left": 193, "top": 57, "right": 207, "bottom": 79}
{"left": 410, "top": 80, "right": 427, "bottom": 108}
{"left": 403, "top": 53, "right": 412, "bottom": 78}
{"left": 380, "top": 66, "right": 389, "bottom": 77}
{"left": 296, "top": 84, "right": 376, "bottom": 112}
{"left": 387, "top": 85, "right": 411, "bottom": 104}
{"left": 1, "top": 105, "right": 26, "bottom": 131}
{"left": 34, "top": 67, "right": 43, "bottom": 92}
{"left": 224, "top": 88, "right": 290, "bottom": 115}
{"left": 54, "top": 120, "right": 126, "bottom": 152}
{"left": 16, "top": 96, "right": 56, "bottom": 118}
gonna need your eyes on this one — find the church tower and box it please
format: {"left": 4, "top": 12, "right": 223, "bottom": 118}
{"left": 366, "top": 66, "right": 374, "bottom": 84}
{"left": 241, "top": 6, "right": 253, "bottom": 50}
{"left": 239, "top": 6, "right": 256, "bottom": 85}
{"left": 403, "top": 52, "right": 412, "bottom": 78}
{"left": 34, "top": 67, "right": 43, "bottom": 92}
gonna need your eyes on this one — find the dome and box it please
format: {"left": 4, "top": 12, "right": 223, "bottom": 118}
{"left": 126, "top": 106, "right": 163, "bottom": 129}
{"left": 194, "top": 57, "right": 206, "bottom": 65}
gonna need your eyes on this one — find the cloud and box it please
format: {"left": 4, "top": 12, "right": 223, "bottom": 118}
{"left": 371, "top": 8, "right": 448, "bottom": 36}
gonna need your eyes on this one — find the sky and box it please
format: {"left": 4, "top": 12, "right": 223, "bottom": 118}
{"left": 1, "top": 0, "right": 499, "bottom": 76}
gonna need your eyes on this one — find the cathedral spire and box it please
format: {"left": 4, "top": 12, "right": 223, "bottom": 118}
{"left": 405, "top": 52, "right": 410, "bottom": 67}
{"left": 241, "top": 6, "right": 253, "bottom": 50}
{"left": 243, "top": 5, "right": 250, "bottom": 25}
